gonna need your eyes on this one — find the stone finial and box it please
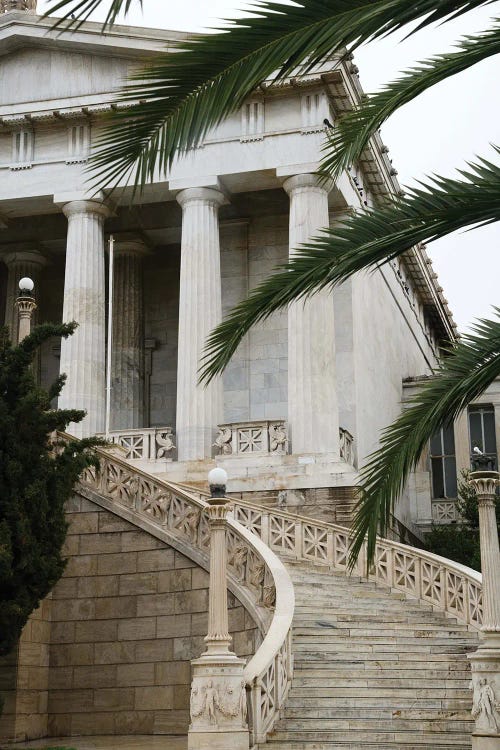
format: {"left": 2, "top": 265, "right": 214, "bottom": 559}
{"left": 1, "top": 0, "right": 37, "bottom": 12}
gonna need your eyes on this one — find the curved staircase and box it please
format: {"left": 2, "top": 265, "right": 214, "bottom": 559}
{"left": 70, "top": 440, "right": 481, "bottom": 749}
{"left": 266, "top": 562, "right": 476, "bottom": 749}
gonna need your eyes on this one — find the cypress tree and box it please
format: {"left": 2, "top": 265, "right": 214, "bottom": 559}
{"left": 0, "top": 322, "right": 99, "bottom": 656}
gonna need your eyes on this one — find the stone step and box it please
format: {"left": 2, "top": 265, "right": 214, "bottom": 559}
{"left": 289, "top": 677, "right": 473, "bottom": 689}
{"left": 293, "top": 623, "right": 471, "bottom": 635}
{"left": 285, "top": 696, "right": 472, "bottom": 709}
{"left": 289, "top": 682, "right": 470, "bottom": 706}
{"left": 263, "top": 742, "right": 471, "bottom": 750}
{"left": 276, "top": 718, "right": 474, "bottom": 732}
{"left": 282, "top": 707, "right": 472, "bottom": 720}
{"left": 294, "top": 662, "right": 471, "bottom": 674}
{"left": 268, "top": 728, "right": 466, "bottom": 750}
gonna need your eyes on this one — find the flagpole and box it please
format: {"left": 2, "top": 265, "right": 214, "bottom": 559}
{"left": 105, "top": 234, "right": 114, "bottom": 440}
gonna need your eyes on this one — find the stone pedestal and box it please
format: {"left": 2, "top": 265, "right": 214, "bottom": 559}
{"left": 176, "top": 187, "right": 225, "bottom": 461}
{"left": 188, "top": 501, "right": 249, "bottom": 750}
{"left": 58, "top": 199, "right": 110, "bottom": 437}
{"left": 111, "top": 239, "right": 147, "bottom": 430}
{"left": 468, "top": 471, "right": 500, "bottom": 749}
{"left": 3, "top": 250, "right": 46, "bottom": 342}
{"left": 283, "top": 174, "right": 340, "bottom": 457}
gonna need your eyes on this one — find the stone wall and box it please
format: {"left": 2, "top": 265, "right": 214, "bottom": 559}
{"left": 0, "top": 493, "right": 258, "bottom": 741}
{"left": 0, "top": 598, "right": 52, "bottom": 742}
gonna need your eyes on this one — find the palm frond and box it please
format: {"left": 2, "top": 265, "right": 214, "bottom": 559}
{"left": 349, "top": 311, "right": 500, "bottom": 570}
{"left": 45, "top": 0, "right": 494, "bottom": 192}
{"left": 199, "top": 151, "right": 500, "bottom": 384}
{"left": 321, "top": 20, "right": 500, "bottom": 180}
{"left": 44, "top": 0, "right": 142, "bottom": 30}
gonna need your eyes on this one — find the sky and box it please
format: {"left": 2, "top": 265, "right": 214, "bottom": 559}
{"left": 41, "top": 0, "right": 500, "bottom": 333}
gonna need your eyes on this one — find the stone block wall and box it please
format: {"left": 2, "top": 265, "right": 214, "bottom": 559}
{"left": 0, "top": 493, "right": 258, "bottom": 740}
{"left": 0, "top": 597, "right": 52, "bottom": 741}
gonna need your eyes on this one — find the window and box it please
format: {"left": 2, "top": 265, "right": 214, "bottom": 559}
{"left": 468, "top": 404, "right": 497, "bottom": 468}
{"left": 11, "top": 129, "right": 33, "bottom": 165}
{"left": 430, "top": 424, "right": 457, "bottom": 499}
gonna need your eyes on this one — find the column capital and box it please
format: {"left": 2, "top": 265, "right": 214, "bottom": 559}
{"left": 176, "top": 186, "right": 226, "bottom": 209}
{"left": 111, "top": 236, "right": 150, "bottom": 257}
{"left": 282, "top": 172, "right": 333, "bottom": 196}
{"left": 469, "top": 470, "right": 500, "bottom": 501}
{"left": 2, "top": 248, "right": 48, "bottom": 269}
{"left": 61, "top": 199, "right": 111, "bottom": 221}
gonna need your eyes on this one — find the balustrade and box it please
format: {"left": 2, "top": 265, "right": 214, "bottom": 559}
{"left": 98, "top": 426, "right": 176, "bottom": 460}
{"left": 214, "top": 420, "right": 288, "bottom": 456}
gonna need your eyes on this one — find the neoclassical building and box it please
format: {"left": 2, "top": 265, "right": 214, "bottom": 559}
{"left": 0, "top": 2, "right": 457, "bottom": 532}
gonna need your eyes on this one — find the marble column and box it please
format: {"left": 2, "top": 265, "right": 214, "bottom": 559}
{"left": 111, "top": 240, "right": 147, "bottom": 430}
{"left": 3, "top": 250, "right": 46, "bottom": 341}
{"left": 176, "top": 187, "right": 225, "bottom": 462}
{"left": 58, "top": 199, "right": 110, "bottom": 438}
{"left": 283, "top": 173, "right": 340, "bottom": 457}
{"left": 468, "top": 471, "right": 500, "bottom": 750}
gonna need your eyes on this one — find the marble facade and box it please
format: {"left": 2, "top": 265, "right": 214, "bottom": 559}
{"left": 0, "top": 4, "right": 456, "bottom": 533}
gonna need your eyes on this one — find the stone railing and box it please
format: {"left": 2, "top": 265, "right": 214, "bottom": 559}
{"left": 69, "top": 440, "right": 294, "bottom": 745}
{"left": 339, "top": 426, "right": 354, "bottom": 465}
{"left": 97, "top": 427, "right": 176, "bottom": 460}
{"left": 229, "top": 497, "right": 483, "bottom": 630}
{"left": 214, "top": 420, "right": 288, "bottom": 456}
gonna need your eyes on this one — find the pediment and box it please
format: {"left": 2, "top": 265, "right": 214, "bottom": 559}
{"left": 0, "top": 45, "right": 133, "bottom": 105}
{"left": 0, "top": 13, "right": 183, "bottom": 108}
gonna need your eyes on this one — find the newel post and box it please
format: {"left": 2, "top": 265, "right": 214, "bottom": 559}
{"left": 467, "top": 470, "right": 500, "bottom": 749}
{"left": 16, "top": 277, "right": 37, "bottom": 343}
{"left": 188, "top": 467, "right": 249, "bottom": 750}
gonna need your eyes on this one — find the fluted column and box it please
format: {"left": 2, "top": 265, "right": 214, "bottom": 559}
{"left": 176, "top": 187, "right": 225, "bottom": 462}
{"left": 283, "top": 173, "right": 340, "bottom": 457}
{"left": 58, "top": 199, "right": 110, "bottom": 438}
{"left": 111, "top": 240, "right": 147, "bottom": 430}
{"left": 205, "top": 502, "right": 232, "bottom": 656}
{"left": 468, "top": 471, "right": 500, "bottom": 749}
{"left": 3, "top": 250, "right": 46, "bottom": 341}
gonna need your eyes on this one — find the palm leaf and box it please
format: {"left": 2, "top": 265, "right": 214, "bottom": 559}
{"left": 321, "top": 20, "right": 500, "bottom": 180}
{"left": 45, "top": 0, "right": 495, "bottom": 192}
{"left": 199, "top": 152, "right": 500, "bottom": 384}
{"left": 349, "top": 311, "right": 500, "bottom": 570}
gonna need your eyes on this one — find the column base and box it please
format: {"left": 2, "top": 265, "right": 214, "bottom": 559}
{"left": 468, "top": 640, "right": 500, "bottom": 742}
{"left": 188, "top": 653, "right": 249, "bottom": 750}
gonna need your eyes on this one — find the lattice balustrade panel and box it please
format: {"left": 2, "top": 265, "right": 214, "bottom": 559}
{"left": 432, "top": 501, "right": 457, "bottom": 523}
{"left": 137, "top": 476, "right": 171, "bottom": 524}
{"left": 302, "top": 523, "right": 329, "bottom": 563}
{"left": 259, "top": 661, "right": 276, "bottom": 731}
{"left": 80, "top": 463, "right": 99, "bottom": 492}
{"left": 238, "top": 427, "right": 264, "bottom": 453}
{"left": 119, "top": 434, "right": 145, "bottom": 459}
{"left": 372, "top": 544, "right": 392, "bottom": 586}
{"left": 421, "top": 560, "right": 443, "bottom": 607}
{"left": 393, "top": 551, "right": 419, "bottom": 596}
{"left": 103, "top": 461, "right": 138, "bottom": 508}
{"left": 332, "top": 530, "right": 349, "bottom": 569}
{"left": 269, "top": 515, "right": 296, "bottom": 555}
{"left": 233, "top": 505, "right": 263, "bottom": 538}
{"left": 169, "top": 494, "right": 201, "bottom": 543}
{"left": 198, "top": 512, "right": 210, "bottom": 550}
{"left": 446, "top": 570, "right": 467, "bottom": 621}
{"left": 276, "top": 639, "right": 289, "bottom": 705}
{"left": 468, "top": 581, "right": 483, "bottom": 627}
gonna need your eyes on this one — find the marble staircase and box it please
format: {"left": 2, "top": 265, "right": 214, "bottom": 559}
{"left": 264, "top": 561, "right": 478, "bottom": 750}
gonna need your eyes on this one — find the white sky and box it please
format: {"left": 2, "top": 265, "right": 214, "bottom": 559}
{"left": 41, "top": 0, "right": 500, "bottom": 333}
